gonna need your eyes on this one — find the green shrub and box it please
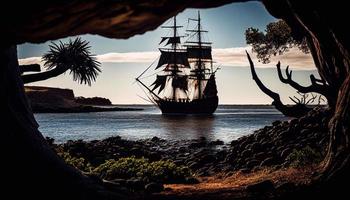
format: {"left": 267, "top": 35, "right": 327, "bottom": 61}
{"left": 93, "top": 156, "right": 191, "bottom": 183}
{"left": 56, "top": 149, "right": 92, "bottom": 172}
{"left": 286, "top": 146, "right": 323, "bottom": 167}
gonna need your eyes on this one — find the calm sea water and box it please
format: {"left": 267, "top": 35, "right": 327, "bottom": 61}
{"left": 34, "top": 105, "right": 288, "bottom": 143}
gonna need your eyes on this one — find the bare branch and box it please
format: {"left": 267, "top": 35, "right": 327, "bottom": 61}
{"left": 276, "top": 62, "right": 331, "bottom": 100}
{"left": 247, "top": 52, "right": 313, "bottom": 118}
{"left": 318, "top": 95, "right": 325, "bottom": 105}
{"left": 311, "top": 74, "right": 327, "bottom": 85}
{"left": 286, "top": 66, "right": 292, "bottom": 79}
{"left": 289, "top": 96, "right": 301, "bottom": 104}
{"left": 246, "top": 51, "right": 280, "bottom": 101}
{"left": 306, "top": 93, "right": 317, "bottom": 104}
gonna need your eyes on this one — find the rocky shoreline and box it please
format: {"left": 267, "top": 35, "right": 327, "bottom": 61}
{"left": 48, "top": 106, "right": 330, "bottom": 193}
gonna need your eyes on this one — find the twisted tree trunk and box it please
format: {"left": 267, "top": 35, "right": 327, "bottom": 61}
{"left": 0, "top": 45, "right": 122, "bottom": 199}
{"left": 264, "top": 0, "right": 350, "bottom": 194}
{"left": 321, "top": 74, "right": 350, "bottom": 182}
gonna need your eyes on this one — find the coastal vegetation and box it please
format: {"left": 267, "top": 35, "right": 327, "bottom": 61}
{"left": 55, "top": 145, "right": 194, "bottom": 192}
{"left": 93, "top": 157, "right": 191, "bottom": 184}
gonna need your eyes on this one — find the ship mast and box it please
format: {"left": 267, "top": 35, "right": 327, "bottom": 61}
{"left": 185, "top": 11, "right": 212, "bottom": 100}
{"left": 197, "top": 11, "right": 203, "bottom": 99}
{"left": 172, "top": 16, "right": 178, "bottom": 101}
{"left": 147, "top": 16, "right": 189, "bottom": 101}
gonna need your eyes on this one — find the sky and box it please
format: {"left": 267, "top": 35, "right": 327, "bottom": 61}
{"left": 18, "top": 2, "right": 318, "bottom": 105}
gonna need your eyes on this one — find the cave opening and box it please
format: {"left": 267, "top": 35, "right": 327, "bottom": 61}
{"left": 1, "top": 0, "right": 350, "bottom": 199}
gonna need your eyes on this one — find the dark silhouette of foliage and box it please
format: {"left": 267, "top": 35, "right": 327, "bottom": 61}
{"left": 245, "top": 20, "right": 309, "bottom": 64}
{"left": 22, "top": 37, "right": 101, "bottom": 86}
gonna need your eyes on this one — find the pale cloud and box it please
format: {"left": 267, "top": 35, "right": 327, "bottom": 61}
{"left": 213, "top": 47, "right": 315, "bottom": 70}
{"left": 19, "top": 57, "right": 42, "bottom": 65}
{"left": 97, "top": 51, "right": 159, "bottom": 63}
{"left": 18, "top": 47, "right": 315, "bottom": 70}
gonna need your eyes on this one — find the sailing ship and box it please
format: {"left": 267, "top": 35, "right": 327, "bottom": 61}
{"left": 136, "top": 11, "right": 219, "bottom": 114}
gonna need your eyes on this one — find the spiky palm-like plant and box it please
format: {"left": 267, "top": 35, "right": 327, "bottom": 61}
{"left": 22, "top": 37, "right": 101, "bottom": 85}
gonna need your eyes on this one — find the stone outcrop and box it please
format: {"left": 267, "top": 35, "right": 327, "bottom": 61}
{"left": 25, "top": 86, "right": 139, "bottom": 113}
{"left": 75, "top": 97, "right": 112, "bottom": 106}
{"left": 25, "top": 86, "right": 78, "bottom": 109}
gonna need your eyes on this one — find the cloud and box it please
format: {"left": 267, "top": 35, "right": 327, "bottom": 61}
{"left": 19, "top": 47, "right": 315, "bottom": 70}
{"left": 213, "top": 47, "right": 315, "bottom": 70}
{"left": 19, "top": 57, "right": 42, "bottom": 65}
{"left": 97, "top": 51, "right": 159, "bottom": 63}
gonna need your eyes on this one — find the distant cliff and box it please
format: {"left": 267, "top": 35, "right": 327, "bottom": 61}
{"left": 25, "top": 86, "right": 78, "bottom": 109}
{"left": 25, "top": 86, "right": 141, "bottom": 113}
{"left": 75, "top": 96, "right": 112, "bottom": 106}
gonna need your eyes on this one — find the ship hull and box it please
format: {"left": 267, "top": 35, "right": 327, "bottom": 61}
{"left": 156, "top": 96, "right": 218, "bottom": 114}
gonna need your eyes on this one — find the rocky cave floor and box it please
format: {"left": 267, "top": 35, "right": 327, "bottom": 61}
{"left": 48, "top": 106, "right": 331, "bottom": 199}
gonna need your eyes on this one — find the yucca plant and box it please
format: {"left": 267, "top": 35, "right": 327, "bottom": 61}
{"left": 22, "top": 37, "right": 101, "bottom": 86}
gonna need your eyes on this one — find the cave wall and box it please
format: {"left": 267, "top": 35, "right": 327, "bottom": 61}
{"left": 1, "top": 0, "right": 350, "bottom": 198}
{"left": 1, "top": 0, "right": 249, "bottom": 44}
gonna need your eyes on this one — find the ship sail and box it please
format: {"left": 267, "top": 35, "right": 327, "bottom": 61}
{"left": 187, "top": 46, "right": 212, "bottom": 60}
{"left": 159, "top": 36, "right": 181, "bottom": 45}
{"left": 172, "top": 75, "right": 188, "bottom": 91}
{"left": 135, "top": 11, "right": 219, "bottom": 114}
{"left": 203, "top": 75, "right": 218, "bottom": 97}
{"left": 151, "top": 75, "right": 167, "bottom": 94}
{"left": 156, "top": 50, "right": 190, "bottom": 69}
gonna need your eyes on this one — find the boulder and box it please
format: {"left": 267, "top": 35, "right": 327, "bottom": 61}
{"left": 230, "top": 140, "right": 239, "bottom": 147}
{"left": 209, "top": 139, "right": 224, "bottom": 145}
{"left": 254, "top": 152, "right": 267, "bottom": 161}
{"left": 280, "top": 147, "right": 293, "bottom": 159}
{"left": 260, "top": 157, "right": 277, "bottom": 167}
{"left": 145, "top": 182, "right": 164, "bottom": 193}
{"left": 241, "top": 149, "right": 251, "bottom": 158}
{"left": 199, "top": 154, "right": 216, "bottom": 164}
{"left": 111, "top": 178, "right": 126, "bottom": 186}
{"left": 126, "top": 178, "right": 144, "bottom": 191}
{"left": 246, "top": 159, "right": 260, "bottom": 169}
{"left": 151, "top": 136, "right": 160, "bottom": 142}
{"left": 272, "top": 120, "right": 281, "bottom": 126}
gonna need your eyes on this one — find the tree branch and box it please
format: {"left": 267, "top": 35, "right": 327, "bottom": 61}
{"left": 246, "top": 51, "right": 280, "bottom": 101}
{"left": 19, "top": 64, "right": 41, "bottom": 74}
{"left": 247, "top": 51, "right": 313, "bottom": 118}
{"left": 21, "top": 66, "right": 68, "bottom": 84}
{"left": 276, "top": 62, "right": 332, "bottom": 99}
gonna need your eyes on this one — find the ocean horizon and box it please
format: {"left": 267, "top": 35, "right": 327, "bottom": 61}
{"left": 35, "top": 105, "right": 288, "bottom": 143}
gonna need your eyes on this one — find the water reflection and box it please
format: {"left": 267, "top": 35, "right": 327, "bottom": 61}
{"left": 160, "top": 115, "right": 215, "bottom": 140}
{"left": 35, "top": 105, "right": 287, "bottom": 143}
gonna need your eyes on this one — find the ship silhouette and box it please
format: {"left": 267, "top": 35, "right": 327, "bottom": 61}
{"left": 136, "top": 11, "right": 219, "bottom": 114}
